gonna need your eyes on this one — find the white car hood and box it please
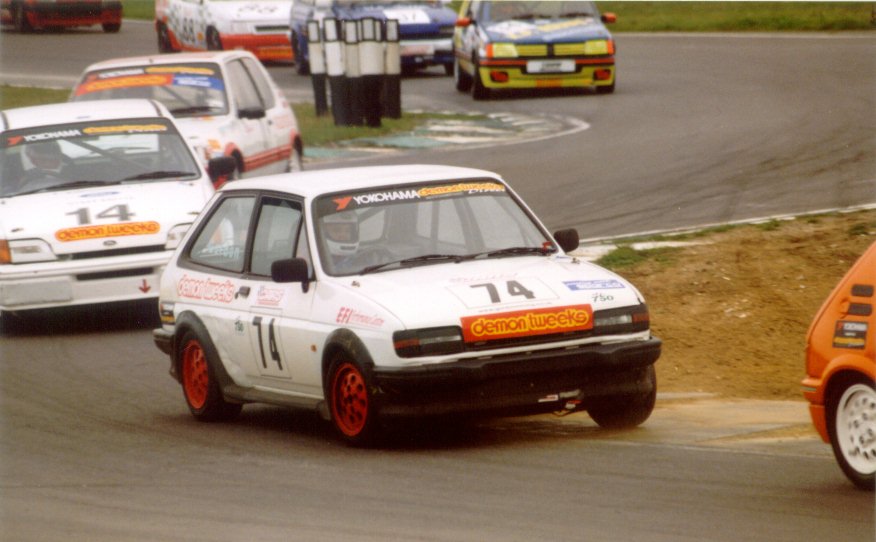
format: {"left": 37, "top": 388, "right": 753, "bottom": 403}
{"left": 1, "top": 181, "right": 208, "bottom": 255}
{"left": 340, "top": 256, "right": 643, "bottom": 330}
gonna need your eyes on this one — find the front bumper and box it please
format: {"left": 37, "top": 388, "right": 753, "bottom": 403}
{"left": 24, "top": 0, "right": 121, "bottom": 27}
{"left": 478, "top": 58, "right": 614, "bottom": 89}
{"left": 0, "top": 251, "right": 169, "bottom": 311}
{"left": 399, "top": 38, "right": 453, "bottom": 67}
{"left": 372, "top": 337, "right": 661, "bottom": 417}
{"left": 222, "top": 34, "right": 293, "bottom": 62}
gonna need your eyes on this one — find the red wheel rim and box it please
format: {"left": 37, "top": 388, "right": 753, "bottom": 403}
{"left": 331, "top": 362, "right": 369, "bottom": 437}
{"left": 182, "top": 340, "right": 209, "bottom": 409}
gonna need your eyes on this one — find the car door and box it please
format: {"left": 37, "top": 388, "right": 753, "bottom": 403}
{"left": 240, "top": 56, "right": 295, "bottom": 175}
{"left": 243, "top": 195, "right": 321, "bottom": 396}
{"left": 224, "top": 58, "right": 273, "bottom": 178}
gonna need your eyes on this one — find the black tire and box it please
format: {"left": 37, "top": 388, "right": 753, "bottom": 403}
{"left": 177, "top": 330, "right": 242, "bottom": 422}
{"left": 454, "top": 59, "right": 472, "bottom": 92}
{"left": 156, "top": 22, "right": 174, "bottom": 52}
{"left": 471, "top": 57, "right": 490, "bottom": 101}
{"left": 206, "top": 27, "right": 223, "bottom": 51}
{"left": 326, "top": 353, "right": 381, "bottom": 446}
{"left": 443, "top": 62, "right": 453, "bottom": 76}
{"left": 587, "top": 365, "right": 657, "bottom": 429}
{"left": 13, "top": 5, "right": 33, "bottom": 33}
{"left": 826, "top": 375, "right": 876, "bottom": 491}
{"left": 102, "top": 22, "right": 121, "bottom": 33}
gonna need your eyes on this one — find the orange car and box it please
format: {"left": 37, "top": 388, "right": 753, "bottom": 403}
{"left": 802, "top": 241, "right": 875, "bottom": 490}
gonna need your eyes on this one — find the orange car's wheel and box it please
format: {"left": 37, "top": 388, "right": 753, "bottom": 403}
{"left": 328, "top": 356, "right": 379, "bottom": 445}
{"left": 827, "top": 376, "right": 876, "bottom": 491}
{"left": 178, "top": 331, "right": 242, "bottom": 422}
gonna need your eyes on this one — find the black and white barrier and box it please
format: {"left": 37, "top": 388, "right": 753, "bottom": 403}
{"left": 304, "top": 17, "right": 400, "bottom": 127}
{"left": 306, "top": 19, "right": 328, "bottom": 116}
{"left": 382, "top": 19, "right": 401, "bottom": 119}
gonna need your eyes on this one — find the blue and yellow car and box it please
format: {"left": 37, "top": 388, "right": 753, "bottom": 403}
{"left": 453, "top": 0, "right": 616, "bottom": 99}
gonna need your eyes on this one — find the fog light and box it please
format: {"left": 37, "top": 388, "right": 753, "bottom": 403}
{"left": 490, "top": 71, "right": 509, "bottom": 83}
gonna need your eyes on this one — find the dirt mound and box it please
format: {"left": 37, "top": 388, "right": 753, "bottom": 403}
{"left": 612, "top": 209, "right": 876, "bottom": 400}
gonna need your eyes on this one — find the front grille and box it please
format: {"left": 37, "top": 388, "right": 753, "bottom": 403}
{"left": 69, "top": 245, "right": 167, "bottom": 261}
{"left": 255, "top": 25, "right": 290, "bottom": 33}
{"left": 554, "top": 43, "right": 587, "bottom": 56}
{"left": 76, "top": 267, "right": 155, "bottom": 281}
{"left": 517, "top": 44, "right": 548, "bottom": 56}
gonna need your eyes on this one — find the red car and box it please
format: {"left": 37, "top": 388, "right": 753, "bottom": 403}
{"left": 1, "top": 0, "right": 122, "bottom": 33}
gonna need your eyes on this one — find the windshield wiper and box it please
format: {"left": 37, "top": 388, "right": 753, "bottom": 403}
{"left": 169, "top": 106, "right": 220, "bottom": 115}
{"left": 562, "top": 12, "right": 594, "bottom": 18}
{"left": 12, "top": 180, "right": 121, "bottom": 197}
{"left": 360, "top": 254, "right": 468, "bottom": 275}
{"left": 122, "top": 170, "right": 198, "bottom": 181}
{"left": 476, "top": 246, "right": 556, "bottom": 259}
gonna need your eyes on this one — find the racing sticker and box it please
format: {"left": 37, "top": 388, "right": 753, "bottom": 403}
{"left": 461, "top": 304, "right": 593, "bottom": 343}
{"left": 55, "top": 221, "right": 160, "bottom": 242}
{"left": 449, "top": 278, "right": 557, "bottom": 308}
{"left": 176, "top": 274, "right": 236, "bottom": 304}
{"left": 327, "top": 182, "right": 506, "bottom": 212}
{"left": 564, "top": 279, "right": 626, "bottom": 291}
{"left": 833, "top": 320, "right": 868, "bottom": 350}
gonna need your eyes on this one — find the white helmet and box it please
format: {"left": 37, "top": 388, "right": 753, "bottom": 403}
{"left": 322, "top": 211, "right": 359, "bottom": 258}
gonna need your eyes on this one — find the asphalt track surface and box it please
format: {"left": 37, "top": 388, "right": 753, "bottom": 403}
{"left": 1, "top": 21, "right": 875, "bottom": 542}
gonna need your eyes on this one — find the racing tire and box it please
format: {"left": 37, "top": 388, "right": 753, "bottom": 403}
{"left": 13, "top": 5, "right": 33, "bottom": 33}
{"left": 327, "top": 354, "right": 381, "bottom": 446}
{"left": 102, "top": 22, "right": 121, "bottom": 33}
{"left": 454, "top": 59, "right": 472, "bottom": 92}
{"left": 826, "top": 375, "right": 876, "bottom": 491}
{"left": 157, "top": 23, "right": 175, "bottom": 53}
{"left": 206, "top": 27, "right": 223, "bottom": 51}
{"left": 177, "top": 330, "right": 242, "bottom": 422}
{"left": 471, "top": 57, "right": 491, "bottom": 101}
{"left": 443, "top": 62, "right": 453, "bottom": 76}
{"left": 587, "top": 365, "right": 657, "bottom": 429}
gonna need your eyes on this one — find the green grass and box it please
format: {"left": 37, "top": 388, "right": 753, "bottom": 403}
{"left": 596, "top": 245, "right": 681, "bottom": 270}
{"left": 0, "top": 85, "right": 69, "bottom": 110}
{"left": 125, "top": 1, "right": 875, "bottom": 32}
{"left": 600, "top": 2, "right": 875, "bottom": 32}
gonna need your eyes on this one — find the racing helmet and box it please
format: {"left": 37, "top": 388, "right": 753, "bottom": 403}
{"left": 322, "top": 211, "right": 359, "bottom": 257}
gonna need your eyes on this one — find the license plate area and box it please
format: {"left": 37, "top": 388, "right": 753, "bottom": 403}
{"left": 526, "top": 59, "right": 575, "bottom": 73}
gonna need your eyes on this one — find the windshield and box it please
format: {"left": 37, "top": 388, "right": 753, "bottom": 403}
{"left": 479, "top": 1, "right": 598, "bottom": 22}
{"left": 335, "top": 1, "right": 445, "bottom": 6}
{"left": 71, "top": 63, "right": 229, "bottom": 118}
{"left": 0, "top": 118, "right": 202, "bottom": 198}
{"left": 313, "top": 180, "right": 555, "bottom": 276}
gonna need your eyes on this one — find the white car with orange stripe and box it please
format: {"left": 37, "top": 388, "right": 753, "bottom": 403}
{"left": 71, "top": 51, "right": 302, "bottom": 186}
{"left": 0, "top": 99, "right": 235, "bottom": 315}
{"left": 152, "top": 164, "right": 661, "bottom": 445}
{"left": 155, "top": 0, "right": 293, "bottom": 63}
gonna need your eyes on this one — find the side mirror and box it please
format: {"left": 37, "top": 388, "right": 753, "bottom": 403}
{"left": 601, "top": 12, "right": 617, "bottom": 24}
{"left": 553, "top": 228, "right": 580, "bottom": 253}
{"left": 239, "top": 106, "right": 266, "bottom": 120}
{"left": 455, "top": 17, "right": 472, "bottom": 27}
{"left": 271, "top": 258, "right": 311, "bottom": 291}
{"left": 207, "top": 155, "right": 237, "bottom": 180}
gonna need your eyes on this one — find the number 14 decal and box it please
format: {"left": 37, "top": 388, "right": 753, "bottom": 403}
{"left": 66, "top": 204, "right": 135, "bottom": 225}
{"left": 253, "top": 316, "right": 283, "bottom": 370}
{"left": 471, "top": 281, "right": 535, "bottom": 304}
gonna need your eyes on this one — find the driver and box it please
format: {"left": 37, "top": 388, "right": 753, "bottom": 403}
{"left": 322, "top": 211, "right": 360, "bottom": 272}
{"left": 19, "top": 140, "right": 68, "bottom": 192}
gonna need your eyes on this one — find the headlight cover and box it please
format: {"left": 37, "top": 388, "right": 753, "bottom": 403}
{"left": 393, "top": 326, "right": 464, "bottom": 358}
{"left": 2, "top": 239, "right": 57, "bottom": 264}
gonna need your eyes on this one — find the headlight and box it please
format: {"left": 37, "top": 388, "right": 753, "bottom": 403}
{"left": 165, "top": 224, "right": 192, "bottom": 250}
{"left": 584, "top": 39, "right": 613, "bottom": 55}
{"left": 393, "top": 326, "right": 464, "bottom": 358}
{"left": 1, "top": 239, "right": 57, "bottom": 264}
{"left": 486, "top": 42, "right": 518, "bottom": 58}
{"left": 593, "top": 304, "right": 650, "bottom": 334}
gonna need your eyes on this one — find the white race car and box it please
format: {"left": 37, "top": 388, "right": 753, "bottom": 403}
{"left": 155, "top": 0, "right": 294, "bottom": 63}
{"left": 71, "top": 51, "right": 303, "bottom": 186}
{"left": 0, "top": 99, "right": 235, "bottom": 315}
{"left": 153, "top": 164, "right": 662, "bottom": 445}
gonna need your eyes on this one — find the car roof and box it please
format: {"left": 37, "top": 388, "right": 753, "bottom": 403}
{"left": 219, "top": 164, "right": 505, "bottom": 199}
{"left": 0, "top": 99, "right": 171, "bottom": 131}
{"left": 80, "top": 50, "right": 256, "bottom": 72}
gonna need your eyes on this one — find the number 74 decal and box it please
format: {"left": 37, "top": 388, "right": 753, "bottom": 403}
{"left": 448, "top": 278, "right": 557, "bottom": 308}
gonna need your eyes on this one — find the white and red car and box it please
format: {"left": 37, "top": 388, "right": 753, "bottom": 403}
{"left": 153, "top": 164, "right": 661, "bottom": 444}
{"left": 155, "top": 0, "right": 293, "bottom": 63}
{"left": 0, "top": 99, "right": 233, "bottom": 315}
{"left": 1, "top": 0, "right": 122, "bottom": 33}
{"left": 70, "top": 51, "right": 303, "bottom": 186}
